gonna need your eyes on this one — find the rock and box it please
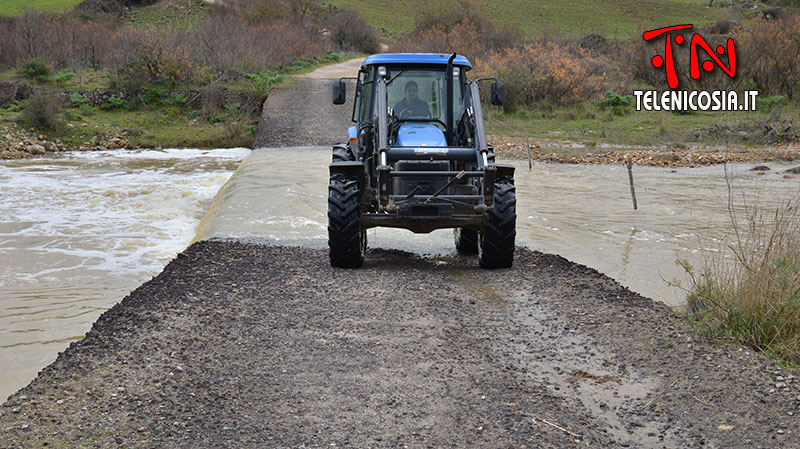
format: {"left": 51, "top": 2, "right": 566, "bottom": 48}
{"left": 28, "top": 144, "right": 46, "bottom": 155}
{"left": 755, "top": 171, "right": 766, "bottom": 175}
{"left": 751, "top": 165, "right": 770, "bottom": 171}
{"left": 785, "top": 174, "right": 795, "bottom": 179}
{"left": 786, "top": 166, "right": 800, "bottom": 174}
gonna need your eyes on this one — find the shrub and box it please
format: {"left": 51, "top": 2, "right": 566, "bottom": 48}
{"left": 414, "top": 0, "right": 491, "bottom": 34}
{"left": 598, "top": 91, "right": 634, "bottom": 116}
{"left": 737, "top": 13, "right": 800, "bottom": 99}
{"left": 244, "top": 72, "right": 284, "bottom": 95}
{"left": 69, "top": 92, "right": 89, "bottom": 106}
{"left": 101, "top": 96, "right": 131, "bottom": 110}
{"left": 18, "top": 59, "right": 52, "bottom": 81}
{"left": 143, "top": 87, "right": 167, "bottom": 105}
{"left": 326, "top": 7, "right": 380, "bottom": 54}
{"left": 20, "top": 88, "right": 62, "bottom": 130}
{"left": 167, "top": 93, "right": 189, "bottom": 106}
{"left": 755, "top": 95, "right": 787, "bottom": 111}
{"left": 475, "top": 41, "right": 610, "bottom": 110}
{"left": 53, "top": 69, "right": 75, "bottom": 85}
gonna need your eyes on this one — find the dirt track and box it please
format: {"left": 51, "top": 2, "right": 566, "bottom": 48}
{"left": 2, "top": 60, "right": 799, "bottom": 448}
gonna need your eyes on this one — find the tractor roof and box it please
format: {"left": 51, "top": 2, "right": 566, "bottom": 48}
{"left": 361, "top": 53, "right": 472, "bottom": 69}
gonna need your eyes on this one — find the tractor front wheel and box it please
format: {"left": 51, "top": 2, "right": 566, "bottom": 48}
{"left": 328, "top": 174, "right": 365, "bottom": 268}
{"left": 479, "top": 176, "right": 516, "bottom": 268}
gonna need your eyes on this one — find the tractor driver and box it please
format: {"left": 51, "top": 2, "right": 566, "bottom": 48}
{"left": 393, "top": 81, "right": 430, "bottom": 119}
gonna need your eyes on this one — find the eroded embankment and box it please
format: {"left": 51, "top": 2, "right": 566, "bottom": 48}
{"left": 1, "top": 241, "right": 797, "bottom": 448}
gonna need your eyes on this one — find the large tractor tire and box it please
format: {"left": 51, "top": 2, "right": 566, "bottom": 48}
{"left": 328, "top": 174, "right": 365, "bottom": 268}
{"left": 332, "top": 143, "right": 355, "bottom": 162}
{"left": 479, "top": 176, "right": 516, "bottom": 268}
{"left": 454, "top": 228, "right": 478, "bottom": 253}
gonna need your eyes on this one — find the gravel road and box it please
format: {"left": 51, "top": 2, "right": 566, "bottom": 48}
{"left": 252, "top": 59, "right": 361, "bottom": 148}
{"left": 1, "top": 242, "right": 798, "bottom": 448}
{"left": 2, "top": 59, "right": 799, "bottom": 448}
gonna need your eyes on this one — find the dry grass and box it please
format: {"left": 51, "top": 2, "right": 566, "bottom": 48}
{"left": 684, "top": 185, "right": 800, "bottom": 365}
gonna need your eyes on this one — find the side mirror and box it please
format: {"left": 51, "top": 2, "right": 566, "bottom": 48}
{"left": 332, "top": 80, "right": 346, "bottom": 105}
{"left": 491, "top": 81, "right": 504, "bottom": 106}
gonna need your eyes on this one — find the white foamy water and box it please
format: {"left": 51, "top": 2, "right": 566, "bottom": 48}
{"left": 0, "top": 148, "right": 249, "bottom": 402}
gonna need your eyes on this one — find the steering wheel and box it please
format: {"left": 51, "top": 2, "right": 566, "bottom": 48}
{"left": 398, "top": 106, "right": 431, "bottom": 119}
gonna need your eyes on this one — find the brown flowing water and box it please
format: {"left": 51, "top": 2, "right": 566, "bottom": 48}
{"left": 0, "top": 148, "right": 248, "bottom": 402}
{"left": 2, "top": 146, "right": 799, "bottom": 403}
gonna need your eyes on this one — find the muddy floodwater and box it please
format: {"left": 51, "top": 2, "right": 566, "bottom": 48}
{"left": 199, "top": 147, "right": 800, "bottom": 305}
{"left": 2, "top": 146, "right": 799, "bottom": 403}
{"left": 0, "top": 148, "right": 248, "bottom": 402}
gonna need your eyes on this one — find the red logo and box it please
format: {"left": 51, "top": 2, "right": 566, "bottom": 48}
{"left": 644, "top": 24, "right": 736, "bottom": 89}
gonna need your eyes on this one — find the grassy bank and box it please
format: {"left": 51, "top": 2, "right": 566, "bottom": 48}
{"left": 488, "top": 101, "right": 800, "bottom": 148}
{"left": 0, "top": 0, "right": 81, "bottom": 16}
{"left": 331, "top": 0, "right": 732, "bottom": 38}
{"left": 683, "top": 196, "right": 800, "bottom": 366}
{"left": 0, "top": 51, "right": 359, "bottom": 155}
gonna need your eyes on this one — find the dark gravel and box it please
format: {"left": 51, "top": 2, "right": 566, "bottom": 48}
{"left": 1, "top": 241, "right": 798, "bottom": 448}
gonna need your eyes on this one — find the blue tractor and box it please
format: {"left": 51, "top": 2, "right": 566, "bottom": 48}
{"left": 329, "top": 53, "right": 516, "bottom": 268}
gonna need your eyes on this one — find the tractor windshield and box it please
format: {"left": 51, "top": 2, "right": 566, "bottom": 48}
{"left": 386, "top": 68, "right": 465, "bottom": 123}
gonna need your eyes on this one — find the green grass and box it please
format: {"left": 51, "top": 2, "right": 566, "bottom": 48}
{"left": 54, "top": 107, "right": 256, "bottom": 149}
{"left": 329, "top": 0, "right": 734, "bottom": 38}
{"left": 0, "top": 0, "right": 81, "bottom": 16}
{"left": 124, "top": 0, "right": 209, "bottom": 28}
{"left": 488, "top": 102, "right": 800, "bottom": 147}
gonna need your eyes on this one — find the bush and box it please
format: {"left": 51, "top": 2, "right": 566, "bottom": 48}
{"left": 737, "top": 13, "right": 800, "bottom": 99}
{"left": 414, "top": 0, "right": 491, "bottom": 34}
{"left": 20, "top": 89, "right": 62, "bottom": 130}
{"left": 18, "top": 59, "right": 52, "bottom": 81}
{"left": 244, "top": 72, "right": 284, "bottom": 95}
{"left": 475, "top": 41, "right": 610, "bottom": 110}
{"left": 683, "top": 196, "right": 800, "bottom": 364}
{"left": 69, "top": 92, "right": 88, "bottom": 106}
{"left": 101, "top": 96, "right": 132, "bottom": 110}
{"left": 598, "top": 91, "right": 634, "bottom": 116}
{"left": 326, "top": 8, "right": 380, "bottom": 54}
{"left": 53, "top": 69, "right": 75, "bottom": 85}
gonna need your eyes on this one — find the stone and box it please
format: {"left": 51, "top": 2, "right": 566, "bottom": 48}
{"left": 29, "top": 144, "right": 46, "bottom": 155}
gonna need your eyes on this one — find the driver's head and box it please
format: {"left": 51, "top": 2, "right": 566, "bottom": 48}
{"left": 404, "top": 81, "right": 418, "bottom": 101}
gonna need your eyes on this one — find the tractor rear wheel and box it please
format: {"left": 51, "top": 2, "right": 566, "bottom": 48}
{"left": 328, "top": 174, "right": 365, "bottom": 268}
{"left": 479, "top": 176, "right": 516, "bottom": 268}
{"left": 454, "top": 228, "right": 478, "bottom": 253}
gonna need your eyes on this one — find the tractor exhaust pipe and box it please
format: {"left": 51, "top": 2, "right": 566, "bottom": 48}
{"left": 445, "top": 52, "right": 456, "bottom": 147}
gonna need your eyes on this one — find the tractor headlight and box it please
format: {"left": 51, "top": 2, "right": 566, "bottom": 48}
{"left": 377, "top": 66, "right": 387, "bottom": 77}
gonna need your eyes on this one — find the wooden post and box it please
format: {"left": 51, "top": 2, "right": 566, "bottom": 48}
{"left": 525, "top": 129, "right": 532, "bottom": 170}
{"left": 627, "top": 158, "right": 638, "bottom": 210}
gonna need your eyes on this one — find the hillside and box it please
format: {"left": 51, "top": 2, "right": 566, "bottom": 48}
{"left": 0, "top": 0, "right": 81, "bottom": 16}
{"left": 330, "top": 0, "right": 739, "bottom": 38}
